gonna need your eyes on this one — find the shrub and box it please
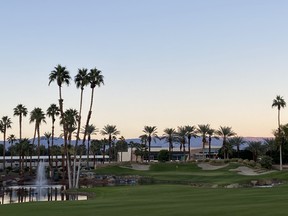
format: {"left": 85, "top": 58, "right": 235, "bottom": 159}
{"left": 157, "top": 150, "right": 169, "bottom": 162}
{"left": 258, "top": 156, "right": 273, "bottom": 169}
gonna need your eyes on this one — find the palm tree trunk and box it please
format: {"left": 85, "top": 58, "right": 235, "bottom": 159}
{"left": 188, "top": 138, "right": 191, "bottom": 160}
{"left": 19, "top": 115, "right": 22, "bottom": 140}
{"left": 209, "top": 136, "right": 211, "bottom": 159}
{"left": 51, "top": 121, "right": 55, "bottom": 170}
{"left": 37, "top": 126, "right": 41, "bottom": 164}
{"left": 82, "top": 88, "right": 95, "bottom": 146}
{"left": 3, "top": 132, "right": 6, "bottom": 170}
{"left": 278, "top": 109, "right": 283, "bottom": 171}
{"left": 74, "top": 89, "right": 84, "bottom": 187}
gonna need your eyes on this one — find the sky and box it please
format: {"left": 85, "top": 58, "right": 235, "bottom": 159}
{"left": 0, "top": 0, "right": 288, "bottom": 140}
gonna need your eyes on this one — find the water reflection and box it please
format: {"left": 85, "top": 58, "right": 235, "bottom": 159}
{"left": 0, "top": 185, "right": 87, "bottom": 204}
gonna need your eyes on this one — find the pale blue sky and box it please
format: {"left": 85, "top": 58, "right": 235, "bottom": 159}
{"left": 1, "top": 0, "right": 288, "bottom": 139}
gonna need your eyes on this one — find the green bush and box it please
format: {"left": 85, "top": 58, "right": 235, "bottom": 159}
{"left": 157, "top": 150, "right": 169, "bottom": 162}
{"left": 258, "top": 156, "right": 273, "bottom": 169}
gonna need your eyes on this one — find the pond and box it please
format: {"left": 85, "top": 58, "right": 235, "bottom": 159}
{"left": 0, "top": 185, "right": 87, "bottom": 204}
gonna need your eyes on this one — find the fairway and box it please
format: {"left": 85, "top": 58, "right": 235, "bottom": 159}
{"left": 2, "top": 184, "right": 288, "bottom": 216}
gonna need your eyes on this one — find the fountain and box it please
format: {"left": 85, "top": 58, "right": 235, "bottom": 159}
{"left": 35, "top": 161, "right": 48, "bottom": 201}
{"left": 1, "top": 161, "right": 87, "bottom": 204}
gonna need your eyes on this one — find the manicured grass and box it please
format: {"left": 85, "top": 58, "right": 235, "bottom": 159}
{"left": 2, "top": 184, "right": 288, "bottom": 216}
{"left": 94, "top": 162, "right": 288, "bottom": 186}
{"left": 2, "top": 162, "right": 288, "bottom": 216}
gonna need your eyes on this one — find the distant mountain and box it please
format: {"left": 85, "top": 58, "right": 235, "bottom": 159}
{"left": 0, "top": 136, "right": 272, "bottom": 149}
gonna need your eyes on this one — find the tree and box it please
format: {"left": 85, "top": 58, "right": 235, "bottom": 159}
{"left": 30, "top": 107, "right": 46, "bottom": 164}
{"left": 0, "top": 116, "right": 12, "bottom": 170}
{"left": 142, "top": 126, "right": 157, "bottom": 162}
{"left": 13, "top": 104, "right": 28, "bottom": 141}
{"left": 44, "top": 132, "right": 52, "bottom": 167}
{"left": 176, "top": 126, "right": 187, "bottom": 161}
{"left": 227, "top": 136, "right": 245, "bottom": 158}
{"left": 162, "top": 128, "right": 177, "bottom": 161}
{"left": 90, "top": 139, "right": 102, "bottom": 167}
{"left": 246, "top": 141, "right": 265, "bottom": 161}
{"left": 197, "top": 124, "right": 210, "bottom": 159}
{"left": 101, "top": 125, "right": 120, "bottom": 163}
{"left": 7, "top": 134, "right": 16, "bottom": 168}
{"left": 82, "top": 68, "right": 104, "bottom": 147}
{"left": 185, "top": 125, "right": 197, "bottom": 160}
{"left": 207, "top": 128, "right": 218, "bottom": 159}
{"left": 49, "top": 64, "right": 74, "bottom": 188}
{"left": 216, "top": 126, "right": 236, "bottom": 159}
{"left": 272, "top": 95, "right": 286, "bottom": 171}
{"left": 82, "top": 124, "right": 98, "bottom": 167}
{"left": 116, "top": 136, "right": 128, "bottom": 162}
{"left": 46, "top": 103, "right": 60, "bottom": 166}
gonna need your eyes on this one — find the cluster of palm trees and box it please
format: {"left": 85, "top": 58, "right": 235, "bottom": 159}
{"left": 0, "top": 70, "right": 287, "bottom": 190}
{"left": 139, "top": 125, "right": 236, "bottom": 162}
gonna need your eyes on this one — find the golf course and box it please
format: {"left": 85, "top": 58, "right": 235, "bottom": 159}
{"left": 2, "top": 161, "right": 288, "bottom": 216}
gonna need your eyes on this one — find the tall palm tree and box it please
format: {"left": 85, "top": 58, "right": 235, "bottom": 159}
{"left": 197, "top": 124, "right": 210, "bottom": 159}
{"left": 272, "top": 95, "right": 286, "bottom": 171}
{"left": 82, "top": 68, "right": 104, "bottom": 147}
{"left": 228, "top": 136, "right": 245, "bottom": 158}
{"left": 30, "top": 107, "right": 46, "bottom": 163}
{"left": 216, "top": 126, "right": 236, "bottom": 159}
{"left": 176, "top": 126, "right": 187, "bottom": 161}
{"left": 101, "top": 125, "right": 120, "bottom": 163}
{"left": 162, "top": 128, "right": 177, "bottom": 161}
{"left": 44, "top": 132, "right": 52, "bottom": 167}
{"left": 185, "top": 125, "right": 197, "bottom": 160}
{"left": 46, "top": 103, "right": 60, "bottom": 165}
{"left": 142, "top": 126, "right": 157, "bottom": 162}
{"left": 74, "top": 69, "right": 90, "bottom": 150}
{"left": 82, "top": 124, "right": 98, "bottom": 167}
{"left": 7, "top": 134, "right": 16, "bottom": 168}
{"left": 13, "top": 104, "right": 28, "bottom": 141}
{"left": 48, "top": 64, "right": 72, "bottom": 187}
{"left": 0, "top": 116, "right": 12, "bottom": 170}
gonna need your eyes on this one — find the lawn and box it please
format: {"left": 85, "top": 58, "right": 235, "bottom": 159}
{"left": 2, "top": 184, "right": 288, "bottom": 216}
{"left": 2, "top": 162, "right": 288, "bottom": 216}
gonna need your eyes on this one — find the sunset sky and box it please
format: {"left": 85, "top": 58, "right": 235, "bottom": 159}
{"left": 1, "top": 0, "right": 288, "bottom": 140}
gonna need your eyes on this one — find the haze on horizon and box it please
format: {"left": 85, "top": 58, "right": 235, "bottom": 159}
{"left": 1, "top": 1, "right": 288, "bottom": 140}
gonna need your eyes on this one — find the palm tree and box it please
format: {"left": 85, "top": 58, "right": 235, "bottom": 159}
{"left": 49, "top": 64, "right": 72, "bottom": 186}
{"left": 46, "top": 103, "right": 60, "bottom": 166}
{"left": 185, "top": 125, "right": 197, "bottom": 160}
{"left": 13, "top": 104, "right": 28, "bottom": 141}
{"left": 216, "top": 126, "right": 236, "bottom": 159}
{"left": 7, "top": 134, "right": 16, "bottom": 168}
{"left": 82, "top": 124, "right": 98, "bottom": 167}
{"left": 176, "top": 126, "right": 187, "bottom": 160}
{"left": 162, "top": 128, "right": 177, "bottom": 161}
{"left": 272, "top": 95, "right": 286, "bottom": 171}
{"left": 197, "top": 124, "right": 210, "bottom": 159}
{"left": 90, "top": 139, "right": 102, "bottom": 167}
{"left": 228, "top": 136, "right": 245, "bottom": 158}
{"left": 0, "top": 116, "right": 12, "bottom": 170}
{"left": 207, "top": 128, "right": 218, "bottom": 159}
{"left": 246, "top": 141, "right": 266, "bottom": 161}
{"left": 116, "top": 136, "right": 128, "bottom": 162}
{"left": 30, "top": 107, "right": 46, "bottom": 163}
{"left": 128, "top": 141, "right": 139, "bottom": 162}
{"left": 82, "top": 68, "right": 104, "bottom": 147}
{"left": 44, "top": 132, "right": 52, "bottom": 167}
{"left": 142, "top": 126, "right": 157, "bottom": 162}
{"left": 101, "top": 125, "right": 120, "bottom": 163}
{"left": 74, "top": 69, "right": 90, "bottom": 151}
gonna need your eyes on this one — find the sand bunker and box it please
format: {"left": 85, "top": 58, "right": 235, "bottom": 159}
{"left": 197, "top": 163, "right": 229, "bottom": 170}
{"left": 229, "top": 166, "right": 275, "bottom": 176}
